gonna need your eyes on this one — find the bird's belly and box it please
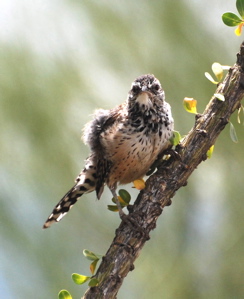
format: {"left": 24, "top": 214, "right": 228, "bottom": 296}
{"left": 110, "top": 148, "right": 153, "bottom": 184}
{"left": 103, "top": 131, "right": 169, "bottom": 187}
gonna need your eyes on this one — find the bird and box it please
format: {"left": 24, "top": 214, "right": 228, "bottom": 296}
{"left": 43, "top": 74, "right": 174, "bottom": 229}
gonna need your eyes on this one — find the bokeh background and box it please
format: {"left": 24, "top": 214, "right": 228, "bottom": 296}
{"left": 1, "top": 1, "right": 244, "bottom": 298}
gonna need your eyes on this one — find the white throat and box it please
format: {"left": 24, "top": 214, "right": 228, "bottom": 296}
{"left": 135, "top": 92, "right": 152, "bottom": 107}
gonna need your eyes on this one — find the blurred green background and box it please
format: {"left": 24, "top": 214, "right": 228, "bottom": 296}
{"left": 1, "top": 1, "right": 244, "bottom": 298}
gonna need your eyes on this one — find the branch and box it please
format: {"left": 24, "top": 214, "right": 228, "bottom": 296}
{"left": 82, "top": 42, "right": 244, "bottom": 299}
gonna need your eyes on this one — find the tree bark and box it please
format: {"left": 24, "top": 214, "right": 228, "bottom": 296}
{"left": 83, "top": 42, "right": 244, "bottom": 299}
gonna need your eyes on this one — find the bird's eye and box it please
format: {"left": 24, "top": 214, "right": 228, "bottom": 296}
{"left": 153, "top": 84, "right": 160, "bottom": 91}
{"left": 132, "top": 84, "right": 141, "bottom": 93}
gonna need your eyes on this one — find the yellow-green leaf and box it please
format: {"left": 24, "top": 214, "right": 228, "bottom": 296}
{"left": 90, "top": 259, "right": 99, "bottom": 275}
{"left": 107, "top": 204, "right": 119, "bottom": 212}
{"left": 212, "top": 63, "right": 223, "bottom": 81}
{"left": 204, "top": 72, "right": 219, "bottom": 84}
{"left": 183, "top": 97, "right": 197, "bottom": 114}
{"left": 118, "top": 189, "right": 131, "bottom": 203}
{"left": 214, "top": 93, "right": 225, "bottom": 101}
{"left": 170, "top": 130, "right": 181, "bottom": 146}
{"left": 88, "top": 278, "right": 99, "bottom": 287}
{"left": 235, "top": 23, "right": 243, "bottom": 35}
{"left": 83, "top": 249, "right": 102, "bottom": 261}
{"left": 58, "top": 290, "right": 72, "bottom": 299}
{"left": 111, "top": 190, "right": 131, "bottom": 205}
{"left": 115, "top": 195, "right": 128, "bottom": 205}
{"left": 207, "top": 145, "right": 214, "bottom": 159}
{"left": 229, "top": 122, "right": 238, "bottom": 143}
{"left": 72, "top": 273, "right": 90, "bottom": 285}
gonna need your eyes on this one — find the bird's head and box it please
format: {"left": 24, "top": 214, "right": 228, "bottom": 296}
{"left": 128, "top": 74, "right": 165, "bottom": 111}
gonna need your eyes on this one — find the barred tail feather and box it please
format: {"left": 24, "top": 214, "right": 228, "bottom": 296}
{"left": 43, "top": 164, "right": 97, "bottom": 229}
{"left": 43, "top": 185, "right": 83, "bottom": 228}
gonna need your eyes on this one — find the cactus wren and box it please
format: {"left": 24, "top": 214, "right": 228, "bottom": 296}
{"left": 43, "top": 74, "right": 174, "bottom": 228}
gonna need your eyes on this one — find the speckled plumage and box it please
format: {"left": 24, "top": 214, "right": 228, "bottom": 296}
{"left": 43, "top": 74, "right": 174, "bottom": 228}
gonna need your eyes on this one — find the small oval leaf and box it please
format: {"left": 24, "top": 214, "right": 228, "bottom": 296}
{"left": 204, "top": 72, "right": 219, "bottom": 84}
{"left": 170, "top": 130, "right": 181, "bottom": 146}
{"left": 212, "top": 63, "right": 223, "bottom": 81}
{"left": 183, "top": 97, "right": 197, "bottom": 114}
{"left": 83, "top": 249, "right": 101, "bottom": 261}
{"left": 90, "top": 259, "right": 99, "bottom": 275}
{"left": 229, "top": 122, "right": 238, "bottom": 143}
{"left": 88, "top": 278, "right": 99, "bottom": 287}
{"left": 72, "top": 273, "right": 90, "bottom": 285}
{"left": 111, "top": 195, "right": 127, "bottom": 206}
{"left": 235, "top": 23, "right": 243, "bottom": 36}
{"left": 107, "top": 204, "right": 119, "bottom": 212}
{"left": 214, "top": 93, "right": 225, "bottom": 101}
{"left": 133, "top": 179, "right": 146, "bottom": 190}
{"left": 58, "top": 290, "right": 72, "bottom": 299}
{"left": 222, "top": 12, "right": 242, "bottom": 26}
{"left": 237, "top": 105, "right": 244, "bottom": 124}
{"left": 237, "top": 0, "right": 244, "bottom": 18}
{"left": 221, "top": 65, "right": 231, "bottom": 70}
{"left": 118, "top": 189, "right": 131, "bottom": 203}
{"left": 207, "top": 145, "right": 214, "bottom": 159}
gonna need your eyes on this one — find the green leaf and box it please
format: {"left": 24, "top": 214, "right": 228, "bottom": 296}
{"left": 229, "top": 122, "right": 238, "bottom": 143}
{"left": 118, "top": 189, "right": 131, "bottom": 204}
{"left": 237, "top": 0, "right": 244, "bottom": 18}
{"left": 58, "top": 290, "right": 72, "bottom": 299}
{"left": 83, "top": 249, "right": 102, "bottom": 261}
{"left": 204, "top": 72, "right": 219, "bottom": 84}
{"left": 107, "top": 204, "right": 119, "bottom": 212}
{"left": 111, "top": 196, "right": 127, "bottom": 206}
{"left": 72, "top": 273, "right": 90, "bottom": 285}
{"left": 214, "top": 93, "right": 225, "bottom": 101}
{"left": 222, "top": 12, "right": 242, "bottom": 26}
{"left": 170, "top": 130, "right": 181, "bottom": 146}
{"left": 88, "top": 278, "right": 99, "bottom": 287}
